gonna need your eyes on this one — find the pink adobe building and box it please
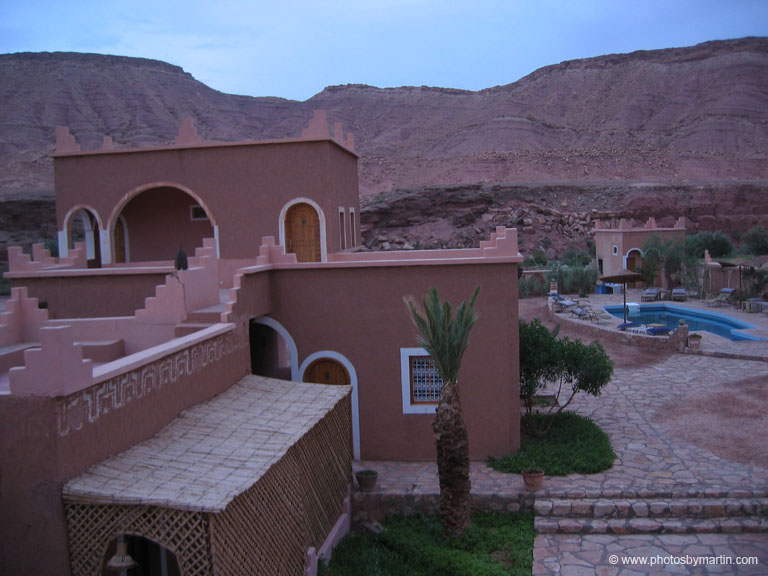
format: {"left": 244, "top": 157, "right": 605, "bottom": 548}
{"left": 594, "top": 216, "right": 687, "bottom": 288}
{"left": 0, "top": 113, "right": 523, "bottom": 575}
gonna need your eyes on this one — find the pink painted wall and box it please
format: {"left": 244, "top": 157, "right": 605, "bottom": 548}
{"left": 53, "top": 139, "right": 360, "bottom": 262}
{"left": 258, "top": 261, "right": 520, "bottom": 461}
{"left": 13, "top": 273, "right": 169, "bottom": 318}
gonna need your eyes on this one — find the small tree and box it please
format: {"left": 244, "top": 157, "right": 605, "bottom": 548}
{"left": 406, "top": 286, "right": 480, "bottom": 538}
{"left": 519, "top": 319, "right": 613, "bottom": 437}
{"left": 744, "top": 225, "right": 768, "bottom": 255}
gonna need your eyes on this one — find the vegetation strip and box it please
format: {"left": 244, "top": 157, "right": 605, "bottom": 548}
{"left": 321, "top": 513, "right": 534, "bottom": 576}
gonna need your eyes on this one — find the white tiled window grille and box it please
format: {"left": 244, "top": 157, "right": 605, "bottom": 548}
{"left": 401, "top": 348, "right": 443, "bottom": 414}
{"left": 410, "top": 356, "right": 443, "bottom": 403}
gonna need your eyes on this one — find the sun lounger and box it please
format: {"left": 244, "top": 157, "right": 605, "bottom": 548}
{"left": 617, "top": 322, "right": 641, "bottom": 331}
{"left": 706, "top": 288, "right": 736, "bottom": 307}
{"left": 641, "top": 288, "right": 660, "bottom": 302}
{"left": 671, "top": 288, "right": 687, "bottom": 301}
{"left": 645, "top": 323, "right": 670, "bottom": 336}
{"left": 551, "top": 293, "right": 579, "bottom": 312}
{"left": 570, "top": 307, "right": 599, "bottom": 323}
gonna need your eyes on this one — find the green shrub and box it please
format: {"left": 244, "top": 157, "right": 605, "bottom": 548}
{"left": 518, "top": 319, "right": 613, "bottom": 437}
{"left": 685, "top": 231, "right": 734, "bottom": 259}
{"left": 323, "top": 513, "right": 534, "bottom": 576}
{"left": 0, "top": 265, "right": 10, "bottom": 296}
{"left": 552, "top": 265, "right": 598, "bottom": 296}
{"left": 743, "top": 225, "right": 768, "bottom": 256}
{"left": 518, "top": 275, "right": 547, "bottom": 298}
{"left": 560, "top": 247, "right": 591, "bottom": 267}
{"left": 487, "top": 412, "right": 615, "bottom": 476}
{"left": 522, "top": 248, "right": 548, "bottom": 268}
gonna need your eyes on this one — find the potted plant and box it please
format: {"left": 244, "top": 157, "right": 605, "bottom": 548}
{"left": 688, "top": 332, "right": 702, "bottom": 350}
{"left": 355, "top": 469, "right": 378, "bottom": 492}
{"left": 522, "top": 468, "right": 545, "bottom": 491}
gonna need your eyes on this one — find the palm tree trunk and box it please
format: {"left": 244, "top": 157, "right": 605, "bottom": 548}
{"left": 433, "top": 379, "right": 471, "bottom": 537}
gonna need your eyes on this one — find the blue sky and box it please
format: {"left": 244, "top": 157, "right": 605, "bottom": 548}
{"left": 1, "top": 0, "right": 767, "bottom": 101}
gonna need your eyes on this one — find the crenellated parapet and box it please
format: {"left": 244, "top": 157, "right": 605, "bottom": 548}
{"left": 256, "top": 236, "right": 298, "bottom": 266}
{"left": 0, "top": 287, "right": 50, "bottom": 347}
{"left": 7, "top": 242, "right": 87, "bottom": 273}
{"left": 301, "top": 110, "right": 355, "bottom": 152}
{"left": 480, "top": 226, "right": 520, "bottom": 258}
{"left": 9, "top": 325, "right": 93, "bottom": 397}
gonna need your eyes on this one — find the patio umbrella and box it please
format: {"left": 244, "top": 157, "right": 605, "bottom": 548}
{"left": 600, "top": 269, "right": 646, "bottom": 323}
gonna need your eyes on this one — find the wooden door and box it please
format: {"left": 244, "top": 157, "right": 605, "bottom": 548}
{"left": 285, "top": 203, "right": 321, "bottom": 262}
{"left": 304, "top": 359, "right": 350, "bottom": 385}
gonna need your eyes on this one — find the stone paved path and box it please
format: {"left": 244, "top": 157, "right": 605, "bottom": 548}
{"left": 534, "top": 533, "right": 768, "bottom": 575}
{"left": 358, "top": 351, "right": 768, "bottom": 574}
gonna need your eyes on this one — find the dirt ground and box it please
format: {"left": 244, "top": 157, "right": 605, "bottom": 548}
{"left": 653, "top": 375, "right": 768, "bottom": 468}
{"left": 518, "top": 298, "right": 768, "bottom": 469}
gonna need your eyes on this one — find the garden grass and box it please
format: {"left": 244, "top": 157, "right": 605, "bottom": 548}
{"left": 487, "top": 412, "right": 615, "bottom": 476}
{"left": 320, "top": 512, "right": 534, "bottom": 576}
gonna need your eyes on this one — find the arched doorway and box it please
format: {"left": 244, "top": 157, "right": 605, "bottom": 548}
{"left": 626, "top": 249, "right": 644, "bottom": 288}
{"left": 101, "top": 535, "right": 180, "bottom": 575}
{"left": 300, "top": 351, "right": 360, "bottom": 458}
{"left": 67, "top": 208, "right": 102, "bottom": 268}
{"left": 113, "top": 186, "right": 213, "bottom": 263}
{"left": 249, "top": 317, "right": 298, "bottom": 380}
{"left": 303, "top": 358, "right": 350, "bottom": 385}
{"left": 285, "top": 202, "right": 321, "bottom": 262}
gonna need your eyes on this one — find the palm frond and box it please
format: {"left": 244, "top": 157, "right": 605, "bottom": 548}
{"left": 406, "top": 286, "right": 480, "bottom": 384}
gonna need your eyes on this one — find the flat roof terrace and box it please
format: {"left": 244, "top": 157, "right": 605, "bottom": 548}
{"left": 63, "top": 376, "right": 350, "bottom": 512}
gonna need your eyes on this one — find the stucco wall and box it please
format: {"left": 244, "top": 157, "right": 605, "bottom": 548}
{"left": 255, "top": 262, "right": 520, "bottom": 461}
{"left": 13, "top": 272, "right": 169, "bottom": 318}
{"left": 53, "top": 139, "right": 360, "bottom": 262}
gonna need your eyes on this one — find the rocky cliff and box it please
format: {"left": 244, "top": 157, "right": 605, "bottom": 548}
{"left": 0, "top": 38, "right": 767, "bottom": 257}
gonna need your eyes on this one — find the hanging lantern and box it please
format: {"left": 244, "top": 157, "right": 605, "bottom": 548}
{"left": 106, "top": 540, "right": 138, "bottom": 572}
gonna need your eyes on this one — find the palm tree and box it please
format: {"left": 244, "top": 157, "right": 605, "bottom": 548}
{"left": 406, "top": 286, "right": 480, "bottom": 537}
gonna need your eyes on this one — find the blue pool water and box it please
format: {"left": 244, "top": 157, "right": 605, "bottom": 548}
{"left": 605, "top": 304, "right": 765, "bottom": 341}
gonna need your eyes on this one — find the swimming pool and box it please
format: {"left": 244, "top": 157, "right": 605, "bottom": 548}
{"left": 605, "top": 304, "right": 766, "bottom": 341}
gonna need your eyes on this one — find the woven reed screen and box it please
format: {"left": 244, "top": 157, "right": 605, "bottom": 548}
{"left": 210, "top": 393, "right": 353, "bottom": 575}
{"left": 64, "top": 394, "right": 352, "bottom": 576}
{"left": 64, "top": 502, "right": 211, "bottom": 576}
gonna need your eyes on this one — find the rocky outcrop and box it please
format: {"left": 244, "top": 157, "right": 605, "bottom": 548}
{"left": 360, "top": 182, "right": 768, "bottom": 257}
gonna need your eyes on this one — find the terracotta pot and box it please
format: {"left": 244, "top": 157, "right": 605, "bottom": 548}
{"left": 522, "top": 468, "right": 544, "bottom": 491}
{"left": 355, "top": 470, "right": 378, "bottom": 492}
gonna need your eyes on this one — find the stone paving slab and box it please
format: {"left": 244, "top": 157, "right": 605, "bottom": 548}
{"left": 534, "top": 533, "right": 768, "bottom": 575}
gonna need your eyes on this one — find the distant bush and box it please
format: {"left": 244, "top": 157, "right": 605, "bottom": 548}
{"left": 0, "top": 266, "right": 9, "bottom": 297}
{"left": 553, "top": 265, "right": 598, "bottom": 297}
{"left": 43, "top": 238, "right": 59, "bottom": 258}
{"left": 522, "top": 248, "right": 548, "bottom": 268}
{"left": 519, "top": 275, "right": 547, "bottom": 298}
{"left": 684, "top": 231, "right": 734, "bottom": 259}
{"left": 743, "top": 225, "right": 768, "bottom": 256}
{"left": 560, "top": 247, "right": 591, "bottom": 267}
